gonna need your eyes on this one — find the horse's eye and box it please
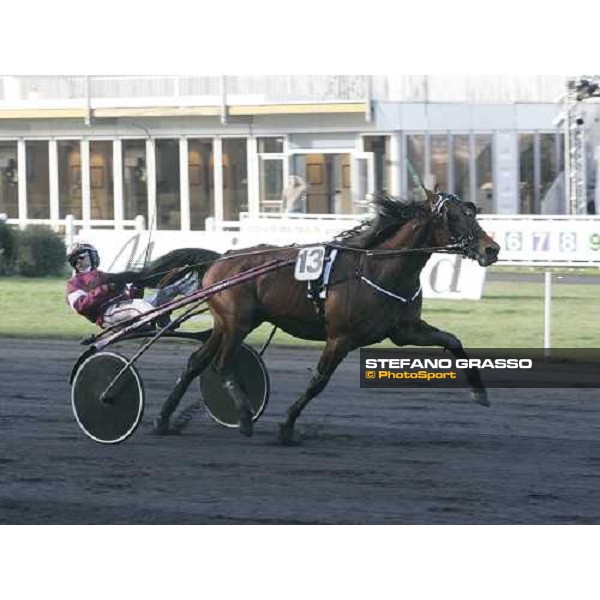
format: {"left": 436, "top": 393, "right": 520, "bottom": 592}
{"left": 463, "top": 203, "right": 476, "bottom": 217}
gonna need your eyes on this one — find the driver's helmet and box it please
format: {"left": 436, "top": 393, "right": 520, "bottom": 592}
{"left": 67, "top": 241, "right": 100, "bottom": 272}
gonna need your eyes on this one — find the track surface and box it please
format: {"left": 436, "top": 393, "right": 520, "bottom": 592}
{"left": 1, "top": 338, "right": 599, "bottom": 524}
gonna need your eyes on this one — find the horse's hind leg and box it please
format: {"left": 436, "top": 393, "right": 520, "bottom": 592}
{"left": 390, "top": 320, "right": 489, "bottom": 406}
{"left": 153, "top": 330, "right": 222, "bottom": 434}
{"left": 279, "top": 336, "right": 353, "bottom": 444}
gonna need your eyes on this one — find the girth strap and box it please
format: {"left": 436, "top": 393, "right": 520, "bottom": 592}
{"left": 360, "top": 276, "right": 422, "bottom": 304}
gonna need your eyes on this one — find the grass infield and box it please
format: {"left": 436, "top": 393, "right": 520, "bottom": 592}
{"left": 0, "top": 275, "right": 599, "bottom": 349}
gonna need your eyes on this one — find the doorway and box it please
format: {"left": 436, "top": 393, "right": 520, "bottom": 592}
{"left": 289, "top": 153, "right": 352, "bottom": 214}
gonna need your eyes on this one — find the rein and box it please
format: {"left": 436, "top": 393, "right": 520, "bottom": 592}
{"left": 133, "top": 240, "right": 467, "bottom": 287}
{"left": 126, "top": 197, "right": 471, "bottom": 287}
{"left": 327, "top": 241, "right": 466, "bottom": 256}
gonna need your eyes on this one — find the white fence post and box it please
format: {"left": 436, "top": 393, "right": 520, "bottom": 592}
{"left": 544, "top": 271, "right": 552, "bottom": 358}
{"left": 64, "top": 214, "right": 76, "bottom": 248}
{"left": 134, "top": 215, "right": 146, "bottom": 231}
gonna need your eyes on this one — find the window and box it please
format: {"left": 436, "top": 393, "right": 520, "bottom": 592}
{"left": 540, "top": 133, "right": 564, "bottom": 213}
{"left": 518, "top": 134, "right": 535, "bottom": 213}
{"left": 363, "top": 136, "right": 389, "bottom": 193}
{"left": 89, "top": 141, "right": 114, "bottom": 220}
{"left": 257, "top": 137, "right": 284, "bottom": 153}
{"left": 122, "top": 140, "right": 147, "bottom": 222}
{"left": 475, "top": 134, "right": 494, "bottom": 213}
{"left": 26, "top": 141, "right": 50, "bottom": 219}
{"left": 222, "top": 138, "right": 248, "bottom": 220}
{"left": 452, "top": 135, "right": 471, "bottom": 203}
{"left": 0, "top": 142, "right": 18, "bottom": 219}
{"left": 58, "top": 140, "right": 82, "bottom": 219}
{"left": 155, "top": 139, "right": 180, "bottom": 230}
{"left": 430, "top": 134, "right": 449, "bottom": 192}
{"left": 519, "top": 132, "right": 564, "bottom": 214}
{"left": 188, "top": 139, "right": 214, "bottom": 230}
{"left": 406, "top": 134, "right": 425, "bottom": 200}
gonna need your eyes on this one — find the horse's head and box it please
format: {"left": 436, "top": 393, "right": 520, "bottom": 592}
{"left": 425, "top": 188, "right": 500, "bottom": 266}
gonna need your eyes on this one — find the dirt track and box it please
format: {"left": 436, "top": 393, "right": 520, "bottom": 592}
{"left": 0, "top": 338, "right": 599, "bottom": 524}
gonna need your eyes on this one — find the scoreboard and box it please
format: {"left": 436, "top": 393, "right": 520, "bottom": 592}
{"left": 479, "top": 216, "right": 600, "bottom": 265}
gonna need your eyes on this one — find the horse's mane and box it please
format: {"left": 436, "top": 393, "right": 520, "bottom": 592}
{"left": 334, "top": 192, "right": 428, "bottom": 249}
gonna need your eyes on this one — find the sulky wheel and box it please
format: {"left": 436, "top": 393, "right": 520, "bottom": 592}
{"left": 200, "top": 343, "right": 270, "bottom": 428}
{"left": 71, "top": 351, "right": 144, "bottom": 444}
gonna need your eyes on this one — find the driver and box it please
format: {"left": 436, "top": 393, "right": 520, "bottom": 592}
{"left": 65, "top": 241, "right": 195, "bottom": 328}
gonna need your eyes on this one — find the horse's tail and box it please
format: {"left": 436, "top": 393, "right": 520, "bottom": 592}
{"left": 137, "top": 247, "right": 221, "bottom": 288}
{"left": 106, "top": 247, "right": 221, "bottom": 289}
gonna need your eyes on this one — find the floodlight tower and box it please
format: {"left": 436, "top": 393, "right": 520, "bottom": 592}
{"left": 563, "top": 76, "right": 600, "bottom": 214}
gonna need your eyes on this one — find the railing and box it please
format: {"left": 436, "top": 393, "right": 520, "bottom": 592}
{"left": 236, "top": 212, "right": 367, "bottom": 238}
{"left": 0, "top": 75, "right": 370, "bottom": 108}
{"left": 4, "top": 215, "right": 145, "bottom": 247}
{"left": 371, "top": 75, "right": 569, "bottom": 103}
{"left": 226, "top": 75, "right": 368, "bottom": 102}
{"left": 8, "top": 210, "right": 600, "bottom": 268}
{"left": 0, "top": 75, "right": 571, "bottom": 107}
{"left": 240, "top": 212, "right": 368, "bottom": 222}
{"left": 237, "top": 212, "right": 600, "bottom": 267}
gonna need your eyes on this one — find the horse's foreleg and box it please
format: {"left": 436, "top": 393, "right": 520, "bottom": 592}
{"left": 153, "top": 331, "right": 222, "bottom": 434}
{"left": 279, "top": 337, "right": 352, "bottom": 444}
{"left": 220, "top": 367, "right": 254, "bottom": 437}
{"left": 390, "top": 320, "right": 489, "bottom": 406}
{"left": 213, "top": 328, "right": 256, "bottom": 437}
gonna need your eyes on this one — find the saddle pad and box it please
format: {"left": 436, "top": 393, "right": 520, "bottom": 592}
{"left": 307, "top": 247, "right": 338, "bottom": 301}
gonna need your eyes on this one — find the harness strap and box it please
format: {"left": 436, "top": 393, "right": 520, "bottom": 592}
{"left": 307, "top": 247, "right": 338, "bottom": 315}
{"left": 360, "top": 276, "right": 422, "bottom": 304}
{"left": 433, "top": 194, "right": 450, "bottom": 215}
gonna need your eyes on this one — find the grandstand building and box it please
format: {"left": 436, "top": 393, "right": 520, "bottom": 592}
{"left": 0, "top": 75, "right": 598, "bottom": 233}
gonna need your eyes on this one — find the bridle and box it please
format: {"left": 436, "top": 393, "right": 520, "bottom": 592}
{"left": 431, "top": 193, "right": 479, "bottom": 257}
{"left": 350, "top": 194, "right": 479, "bottom": 304}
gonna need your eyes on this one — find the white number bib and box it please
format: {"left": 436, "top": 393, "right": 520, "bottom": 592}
{"left": 294, "top": 246, "right": 326, "bottom": 281}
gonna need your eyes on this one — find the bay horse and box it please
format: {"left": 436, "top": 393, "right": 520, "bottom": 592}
{"left": 108, "top": 189, "right": 500, "bottom": 443}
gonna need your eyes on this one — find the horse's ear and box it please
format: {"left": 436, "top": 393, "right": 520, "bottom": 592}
{"left": 423, "top": 187, "right": 438, "bottom": 203}
{"left": 422, "top": 174, "right": 439, "bottom": 202}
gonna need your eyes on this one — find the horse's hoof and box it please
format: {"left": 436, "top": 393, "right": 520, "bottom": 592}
{"left": 471, "top": 389, "right": 490, "bottom": 407}
{"left": 152, "top": 417, "right": 173, "bottom": 435}
{"left": 239, "top": 410, "right": 254, "bottom": 437}
{"left": 278, "top": 423, "right": 295, "bottom": 445}
{"left": 171, "top": 402, "right": 202, "bottom": 433}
